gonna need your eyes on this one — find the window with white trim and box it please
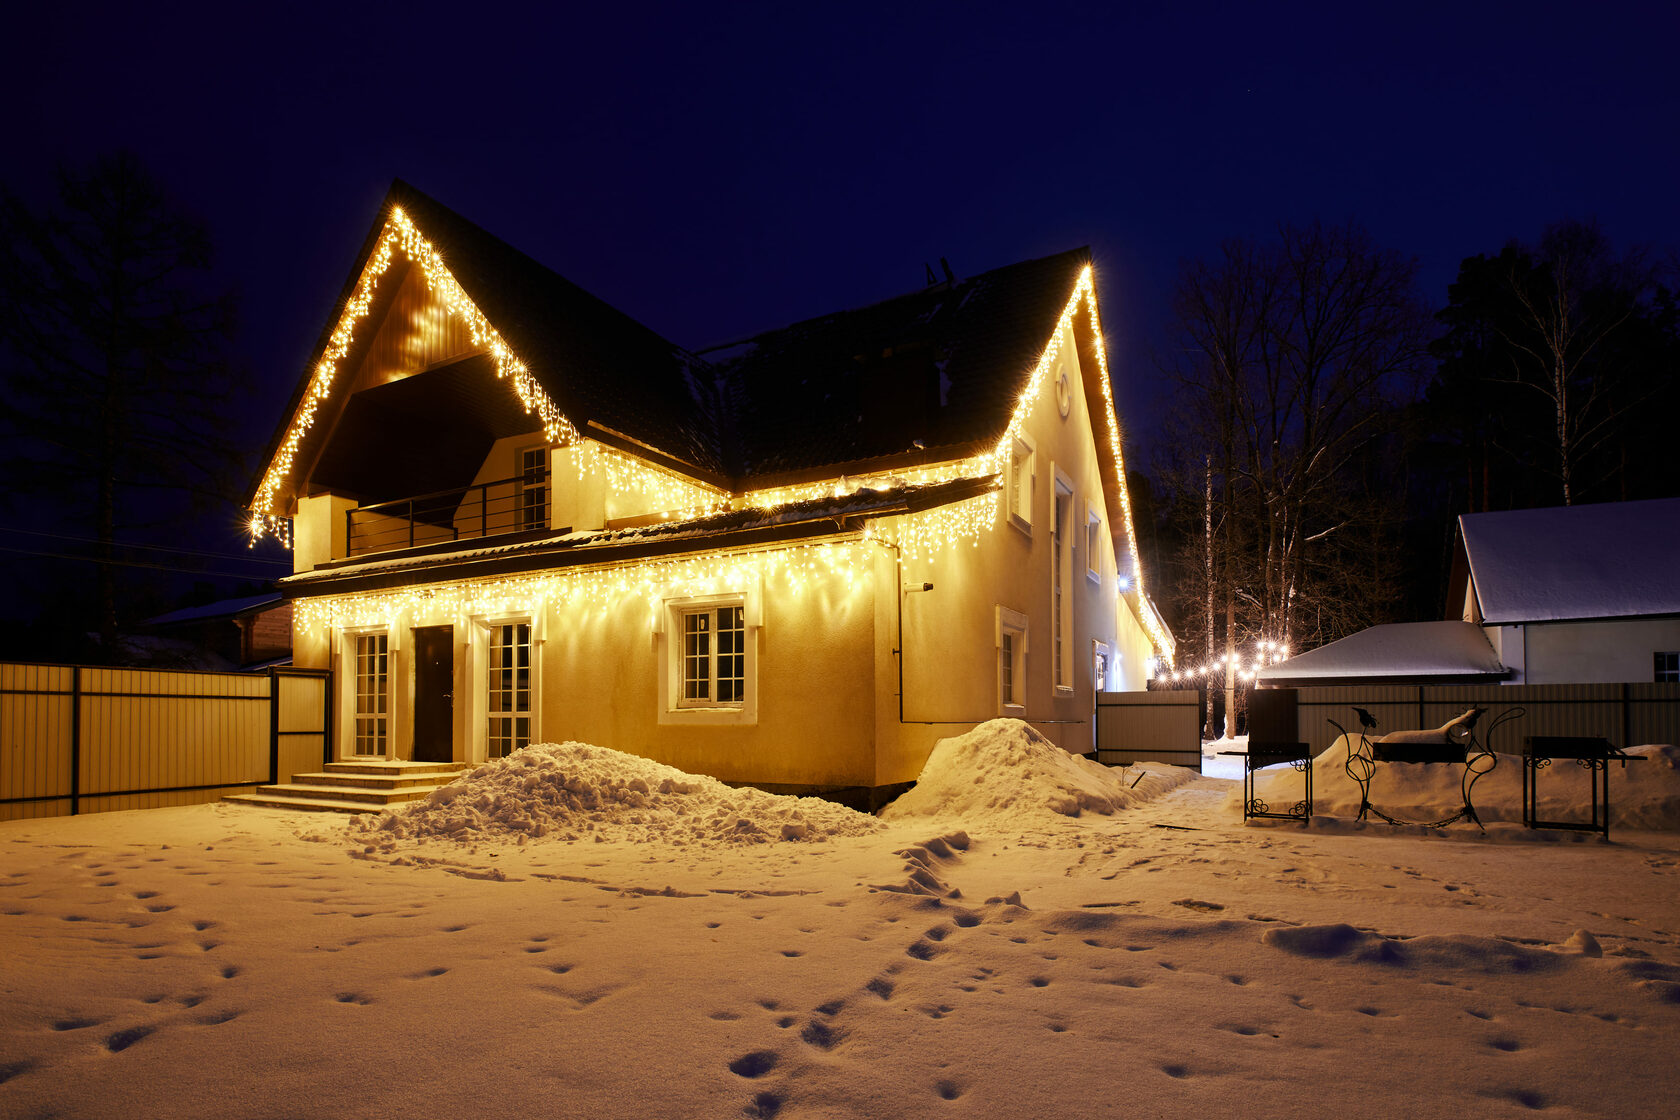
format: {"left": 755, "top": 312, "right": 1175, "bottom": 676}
{"left": 998, "top": 606, "right": 1028, "bottom": 711}
{"left": 1006, "top": 436, "right": 1035, "bottom": 532}
{"left": 517, "top": 446, "right": 547, "bottom": 531}
{"left": 353, "top": 633, "right": 389, "bottom": 756}
{"left": 679, "top": 603, "right": 746, "bottom": 706}
{"left": 1086, "top": 501, "right": 1103, "bottom": 583}
{"left": 487, "top": 621, "right": 533, "bottom": 758}
{"left": 1093, "top": 640, "right": 1111, "bottom": 693}
{"left": 1052, "top": 475, "right": 1074, "bottom": 691}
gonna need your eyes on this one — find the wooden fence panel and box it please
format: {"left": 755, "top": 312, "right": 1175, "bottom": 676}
{"left": 1, "top": 663, "right": 74, "bottom": 820}
{"left": 1095, "top": 691, "right": 1203, "bottom": 771}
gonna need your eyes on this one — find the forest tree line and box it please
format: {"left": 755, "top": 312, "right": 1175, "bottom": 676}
{"left": 1138, "top": 218, "right": 1679, "bottom": 729}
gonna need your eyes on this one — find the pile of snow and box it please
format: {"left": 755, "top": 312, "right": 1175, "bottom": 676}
{"left": 882, "top": 718, "right": 1198, "bottom": 824}
{"left": 351, "top": 741, "right": 884, "bottom": 847}
{"left": 1244, "top": 739, "right": 1680, "bottom": 831}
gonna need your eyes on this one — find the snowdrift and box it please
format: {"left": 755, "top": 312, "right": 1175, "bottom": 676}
{"left": 882, "top": 718, "right": 1198, "bottom": 824}
{"left": 351, "top": 741, "right": 884, "bottom": 847}
{"left": 1243, "top": 739, "right": 1680, "bottom": 831}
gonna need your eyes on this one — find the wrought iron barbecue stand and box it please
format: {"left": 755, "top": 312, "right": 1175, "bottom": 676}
{"left": 1522, "top": 736, "right": 1644, "bottom": 840}
{"left": 1329, "top": 707, "right": 1525, "bottom": 831}
{"left": 1224, "top": 743, "right": 1314, "bottom": 822}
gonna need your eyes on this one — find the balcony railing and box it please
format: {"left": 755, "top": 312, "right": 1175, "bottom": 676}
{"left": 346, "top": 470, "right": 548, "bottom": 558}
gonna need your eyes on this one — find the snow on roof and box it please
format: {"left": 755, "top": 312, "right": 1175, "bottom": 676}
{"left": 1256, "top": 621, "right": 1508, "bottom": 684}
{"left": 1461, "top": 497, "right": 1680, "bottom": 624}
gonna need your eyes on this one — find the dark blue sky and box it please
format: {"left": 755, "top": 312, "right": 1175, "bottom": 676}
{"left": 4, "top": 1, "right": 1677, "bottom": 603}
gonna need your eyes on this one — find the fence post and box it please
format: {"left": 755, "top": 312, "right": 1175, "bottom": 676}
{"left": 70, "top": 665, "right": 81, "bottom": 815}
{"left": 269, "top": 668, "right": 281, "bottom": 786}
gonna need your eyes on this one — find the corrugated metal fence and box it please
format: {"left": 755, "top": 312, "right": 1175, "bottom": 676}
{"left": 1094, "top": 684, "right": 1680, "bottom": 775}
{"left": 1290, "top": 683, "right": 1680, "bottom": 757}
{"left": 1095, "top": 690, "right": 1203, "bottom": 771}
{"left": 1, "top": 663, "right": 330, "bottom": 821}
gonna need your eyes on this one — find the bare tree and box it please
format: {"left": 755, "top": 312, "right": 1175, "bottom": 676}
{"left": 0, "top": 153, "right": 240, "bottom": 644}
{"left": 1157, "top": 222, "right": 1427, "bottom": 715}
{"left": 1493, "top": 222, "right": 1644, "bottom": 505}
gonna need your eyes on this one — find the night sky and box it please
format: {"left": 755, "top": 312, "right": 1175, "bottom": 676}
{"left": 4, "top": 1, "right": 1677, "bottom": 616}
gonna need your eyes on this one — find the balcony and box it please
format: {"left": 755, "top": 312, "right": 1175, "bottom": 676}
{"left": 346, "top": 470, "right": 548, "bottom": 559}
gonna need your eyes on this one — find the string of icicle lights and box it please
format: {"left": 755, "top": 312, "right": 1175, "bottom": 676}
{"left": 246, "top": 206, "right": 1171, "bottom": 657}
{"left": 248, "top": 205, "right": 578, "bottom": 544}
{"left": 295, "top": 541, "right": 870, "bottom": 632}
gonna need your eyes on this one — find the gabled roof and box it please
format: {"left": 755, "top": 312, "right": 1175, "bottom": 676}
{"left": 699, "top": 249, "right": 1092, "bottom": 479}
{"left": 255, "top": 183, "right": 1099, "bottom": 510}
{"left": 1256, "top": 621, "right": 1508, "bottom": 685}
{"left": 1459, "top": 498, "right": 1680, "bottom": 624}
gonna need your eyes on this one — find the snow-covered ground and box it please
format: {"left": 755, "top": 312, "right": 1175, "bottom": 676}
{"left": 4, "top": 719, "right": 1678, "bottom": 1119}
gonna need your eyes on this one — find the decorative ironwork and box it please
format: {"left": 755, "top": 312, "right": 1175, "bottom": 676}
{"left": 1521, "top": 735, "right": 1643, "bottom": 838}
{"left": 1332, "top": 707, "right": 1524, "bottom": 831}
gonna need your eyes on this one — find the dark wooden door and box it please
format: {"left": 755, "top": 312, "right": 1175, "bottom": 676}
{"left": 412, "top": 626, "right": 454, "bottom": 763}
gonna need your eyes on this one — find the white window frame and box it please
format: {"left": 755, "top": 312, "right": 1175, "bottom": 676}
{"left": 1085, "top": 500, "right": 1104, "bottom": 584}
{"left": 1051, "top": 470, "right": 1075, "bottom": 693}
{"left": 1006, "top": 434, "right": 1036, "bottom": 535}
{"left": 657, "top": 590, "right": 758, "bottom": 726}
{"left": 517, "top": 445, "right": 548, "bottom": 531}
{"left": 338, "top": 626, "right": 392, "bottom": 760}
{"left": 484, "top": 616, "right": 536, "bottom": 759}
{"left": 1093, "top": 639, "right": 1112, "bottom": 693}
{"left": 997, "top": 606, "right": 1028, "bottom": 714}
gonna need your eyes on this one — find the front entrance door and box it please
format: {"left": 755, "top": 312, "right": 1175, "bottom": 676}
{"left": 413, "top": 625, "right": 454, "bottom": 762}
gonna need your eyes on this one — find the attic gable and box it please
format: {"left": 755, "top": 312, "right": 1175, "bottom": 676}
{"left": 248, "top": 183, "right": 725, "bottom": 542}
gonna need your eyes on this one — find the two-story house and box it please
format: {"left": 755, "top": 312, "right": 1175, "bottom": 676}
{"left": 246, "top": 181, "right": 1171, "bottom": 808}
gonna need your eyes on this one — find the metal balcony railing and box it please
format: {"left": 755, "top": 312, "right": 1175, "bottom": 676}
{"left": 346, "top": 470, "right": 548, "bottom": 558}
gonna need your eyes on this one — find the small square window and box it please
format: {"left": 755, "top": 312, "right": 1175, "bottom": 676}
{"left": 675, "top": 602, "right": 748, "bottom": 709}
{"left": 1657, "top": 652, "right": 1680, "bottom": 683}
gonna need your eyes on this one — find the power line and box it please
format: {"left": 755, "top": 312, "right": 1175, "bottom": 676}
{"left": 0, "top": 526, "right": 289, "bottom": 566}
{"left": 0, "top": 545, "right": 286, "bottom": 581}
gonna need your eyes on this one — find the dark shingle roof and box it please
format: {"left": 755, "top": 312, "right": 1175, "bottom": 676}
{"left": 700, "top": 248, "right": 1090, "bottom": 479}
{"left": 387, "top": 181, "right": 727, "bottom": 476}
{"left": 261, "top": 183, "right": 1092, "bottom": 503}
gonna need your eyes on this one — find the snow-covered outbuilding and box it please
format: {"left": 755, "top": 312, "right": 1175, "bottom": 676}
{"left": 1448, "top": 498, "right": 1680, "bottom": 685}
{"left": 244, "top": 182, "right": 1170, "bottom": 807}
{"left": 1253, "top": 620, "right": 1510, "bottom": 687}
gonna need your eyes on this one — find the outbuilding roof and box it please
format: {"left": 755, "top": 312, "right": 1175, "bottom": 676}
{"left": 1459, "top": 497, "right": 1680, "bottom": 624}
{"left": 1256, "top": 621, "right": 1509, "bottom": 685}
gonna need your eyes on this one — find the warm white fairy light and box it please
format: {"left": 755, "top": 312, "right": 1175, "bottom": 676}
{"left": 249, "top": 205, "right": 579, "bottom": 543}
{"left": 571, "top": 441, "right": 729, "bottom": 520}
{"left": 863, "top": 492, "right": 998, "bottom": 563}
{"left": 248, "top": 224, "right": 1170, "bottom": 661}
{"left": 294, "top": 539, "right": 870, "bottom": 632}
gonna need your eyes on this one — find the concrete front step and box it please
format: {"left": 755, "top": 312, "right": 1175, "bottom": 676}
{"left": 224, "top": 759, "right": 471, "bottom": 813}
{"left": 223, "top": 792, "right": 386, "bottom": 814}
{"left": 322, "top": 761, "right": 471, "bottom": 778}
{"left": 289, "top": 770, "right": 463, "bottom": 791}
